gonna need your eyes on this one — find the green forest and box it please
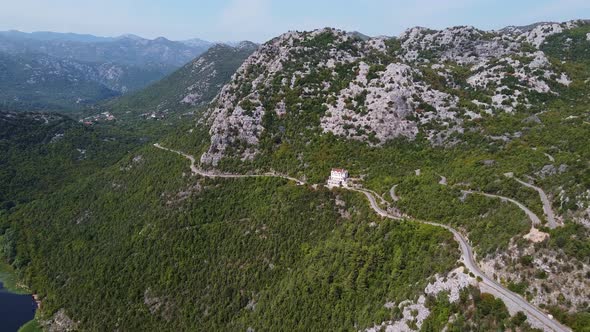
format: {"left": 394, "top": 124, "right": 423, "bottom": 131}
{"left": 1, "top": 24, "right": 590, "bottom": 332}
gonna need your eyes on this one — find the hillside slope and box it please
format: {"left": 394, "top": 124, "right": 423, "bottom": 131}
{"left": 199, "top": 21, "right": 589, "bottom": 165}
{"left": 2, "top": 126, "right": 542, "bottom": 331}
{"left": 0, "top": 52, "right": 119, "bottom": 111}
{"left": 109, "top": 42, "right": 258, "bottom": 116}
{"left": 0, "top": 111, "right": 139, "bottom": 209}
{"left": 188, "top": 21, "right": 590, "bottom": 329}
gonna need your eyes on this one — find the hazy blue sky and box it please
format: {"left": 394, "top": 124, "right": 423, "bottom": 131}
{"left": 1, "top": 0, "right": 589, "bottom": 42}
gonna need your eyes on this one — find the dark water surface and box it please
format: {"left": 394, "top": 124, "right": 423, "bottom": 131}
{"left": 0, "top": 282, "right": 36, "bottom": 332}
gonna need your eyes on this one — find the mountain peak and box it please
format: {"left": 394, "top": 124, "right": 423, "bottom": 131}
{"left": 235, "top": 40, "right": 258, "bottom": 50}
{"left": 182, "top": 38, "right": 214, "bottom": 48}
{"left": 117, "top": 33, "right": 145, "bottom": 41}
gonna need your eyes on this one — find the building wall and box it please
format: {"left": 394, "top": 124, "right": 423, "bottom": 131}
{"left": 330, "top": 170, "right": 348, "bottom": 180}
{"left": 328, "top": 170, "right": 348, "bottom": 187}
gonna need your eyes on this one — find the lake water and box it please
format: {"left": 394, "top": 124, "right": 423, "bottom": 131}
{"left": 0, "top": 282, "right": 36, "bottom": 332}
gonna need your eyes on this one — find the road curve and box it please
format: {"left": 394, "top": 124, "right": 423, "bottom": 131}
{"left": 461, "top": 190, "right": 542, "bottom": 227}
{"left": 357, "top": 188, "right": 569, "bottom": 332}
{"left": 389, "top": 184, "right": 399, "bottom": 202}
{"left": 154, "top": 144, "right": 305, "bottom": 185}
{"left": 154, "top": 143, "right": 569, "bottom": 332}
{"left": 512, "top": 177, "right": 558, "bottom": 229}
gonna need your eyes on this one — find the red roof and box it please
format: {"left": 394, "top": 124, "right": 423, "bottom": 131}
{"left": 332, "top": 168, "right": 347, "bottom": 173}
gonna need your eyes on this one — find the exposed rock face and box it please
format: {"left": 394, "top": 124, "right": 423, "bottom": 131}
{"left": 515, "top": 22, "right": 574, "bottom": 48}
{"left": 466, "top": 51, "right": 570, "bottom": 113}
{"left": 198, "top": 21, "right": 585, "bottom": 165}
{"left": 144, "top": 288, "right": 174, "bottom": 321}
{"left": 321, "top": 61, "right": 455, "bottom": 144}
{"left": 180, "top": 57, "right": 217, "bottom": 105}
{"left": 366, "top": 296, "right": 430, "bottom": 332}
{"left": 425, "top": 267, "right": 475, "bottom": 303}
{"left": 535, "top": 164, "right": 568, "bottom": 178}
{"left": 480, "top": 240, "right": 590, "bottom": 312}
{"left": 42, "top": 308, "right": 78, "bottom": 332}
{"left": 200, "top": 92, "right": 265, "bottom": 165}
{"left": 366, "top": 267, "right": 476, "bottom": 332}
{"left": 569, "top": 190, "right": 590, "bottom": 228}
{"left": 398, "top": 25, "right": 519, "bottom": 64}
{"left": 180, "top": 42, "right": 258, "bottom": 107}
{"left": 201, "top": 31, "right": 314, "bottom": 165}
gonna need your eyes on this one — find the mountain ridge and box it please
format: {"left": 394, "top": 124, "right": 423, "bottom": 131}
{"left": 197, "top": 20, "right": 587, "bottom": 165}
{"left": 105, "top": 41, "right": 258, "bottom": 120}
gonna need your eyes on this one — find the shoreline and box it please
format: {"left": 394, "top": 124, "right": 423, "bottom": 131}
{"left": 0, "top": 260, "right": 40, "bottom": 331}
{"left": 0, "top": 261, "right": 30, "bottom": 295}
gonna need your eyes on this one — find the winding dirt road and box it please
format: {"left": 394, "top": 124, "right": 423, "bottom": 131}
{"left": 154, "top": 143, "right": 570, "bottom": 332}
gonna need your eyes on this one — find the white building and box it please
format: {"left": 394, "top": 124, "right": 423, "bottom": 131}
{"left": 327, "top": 168, "right": 349, "bottom": 188}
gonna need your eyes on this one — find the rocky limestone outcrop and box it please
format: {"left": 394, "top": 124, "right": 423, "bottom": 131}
{"left": 144, "top": 288, "right": 175, "bottom": 321}
{"left": 480, "top": 239, "right": 590, "bottom": 312}
{"left": 41, "top": 308, "right": 78, "bottom": 332}
{"left": 197, "top": 21, "right": 585, "bottom": 165}
{"left": 321, "top": 61, "right": 459, "bottom": 144}
{"left": 366, "top": 267, "right": 476, "bottom": 332}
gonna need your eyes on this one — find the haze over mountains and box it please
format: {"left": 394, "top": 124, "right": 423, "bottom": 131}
{"left": 0, "top": 30, "right": 251, "bottom": 111}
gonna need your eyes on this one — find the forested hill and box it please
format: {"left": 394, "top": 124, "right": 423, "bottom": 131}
{"left": 189, "top": 20, "right": 589, "bottom": 329}
{"left": 0, "top": 111, "right": 139, "bottom": 210}
{"left": 1, "top": 120, "right": 545, "bottom": 331}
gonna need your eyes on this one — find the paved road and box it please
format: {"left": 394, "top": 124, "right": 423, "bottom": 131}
{"left": 357, "top": 188, "right": 569, "bottom": 332}
{"left": 389, "top": 184, "right": 399, "bottom": 202}
{"left": 512, "top": 177, "right": 559, "bottom": 229}
{"left": 364, "top": 188, "right": 388, "bottom": 205}
{"left": 154, "top": 143, "right": 569, "bottom": 332}
{"left": 461, "top": 190, "right": 542, "bottom": 227}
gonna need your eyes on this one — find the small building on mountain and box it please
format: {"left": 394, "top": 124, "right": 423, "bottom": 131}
{"left": 327, "top": 168, "right": 349, "bottom": 188}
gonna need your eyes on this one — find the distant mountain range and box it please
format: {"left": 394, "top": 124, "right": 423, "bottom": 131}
{"left": 0, "top": 30, "right": 251, "bottom": 111}
{"left": 0, "top": 30, "right": 211, "bottom": 67}
{"left": 0, "top": 30, "right": 120, "bottom": 43}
